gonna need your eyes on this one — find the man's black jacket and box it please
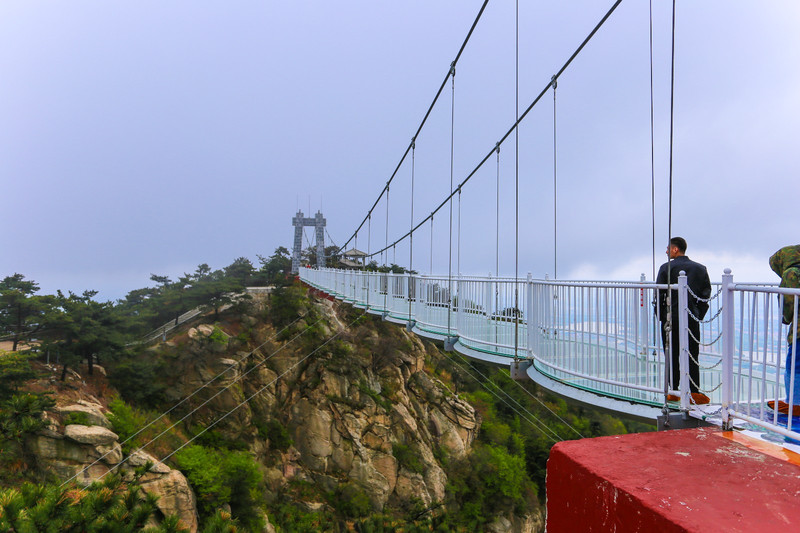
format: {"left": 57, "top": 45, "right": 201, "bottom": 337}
{"left": 656, "top": 255, "right": 712, "bottom": 322}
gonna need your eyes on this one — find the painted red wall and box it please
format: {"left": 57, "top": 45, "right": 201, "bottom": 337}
{"left": 547, "top": 428, "right": 800, "bottom": 532}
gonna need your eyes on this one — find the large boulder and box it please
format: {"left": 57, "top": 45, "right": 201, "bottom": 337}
{"left": 56, "top": 402, "right": 113, "bottom": 429}
{"left": 64, "top": 424, "right": 118, "bottom": 446}
{"left": 140, "top": 468, "right": 199, "bottom": 533}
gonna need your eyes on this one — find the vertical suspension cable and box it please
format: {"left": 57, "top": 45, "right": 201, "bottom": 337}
{"left": 385, "top": 188, "right": 390, "bottom": 310}
{"left": 495, "top": 143, "right": 501, "bottom": 344}
{"left": 495, "top": 143, "right": 500, "bottom": 279}
{"left": 409, "top": 140, "right": 415, "bottom": 321}
{"left": 552, "top": 75, "right": 558, "bottom": 280}
{"left": 514, "top": 0, "right": 520, "bottom": 359}
{"left": 367, "top": 214, "right": 372, "bottom": 310}
{"left": 649, "top": 0, "right": 656, "bottom": 282}
{"left": 430, "top": 215, "right": 434, "bottom": 275}
{"left": 649, "top": 0, "right": 660, "bottom": 365}
{"left": 457, "top": 188, "right": 462, "bottom": 277}
{"left": 663, "top": 0, "right": 678, "bottom": 406}
{"left": 385, "top": 185, "right": 390, "bottom": 265}
{"left": 447, "top": 62, "right": 456, "bottom": 335}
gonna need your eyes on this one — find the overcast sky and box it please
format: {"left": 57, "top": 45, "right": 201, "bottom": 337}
{"left": 2, "top": 1, "right": 799, "bottom": 301}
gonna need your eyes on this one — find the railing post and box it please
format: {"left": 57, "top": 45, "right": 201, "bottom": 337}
{"left": 526, "top": 272, "right": 534, "bottom": 358}
{"left": 721, "top": 268, "right": 734, "bottom": 429}
{"left": 457, "top": 273, "right": 464, "bottom": 336}
{"left": 639, "top": 273, "right": 649, "bottom": 356}
{"left": 678, "top": 271, "right": 690, "bottom": 410}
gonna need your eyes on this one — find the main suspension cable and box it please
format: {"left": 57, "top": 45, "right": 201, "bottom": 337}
{"left": 364, "top": 0, "right": 624, "bottom": 259}
{"left": 339, "top": 0, "right": 491, "bottom": 252}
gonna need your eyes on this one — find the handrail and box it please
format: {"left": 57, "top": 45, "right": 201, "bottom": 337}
{"left": 301, "top": 266, "right": 800, "bottom": 443}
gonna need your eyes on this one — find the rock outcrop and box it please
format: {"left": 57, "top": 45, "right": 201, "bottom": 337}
{"left": 157, "top": 294, "right": 482, "bottom": 518}
{"left": 26, "top": 400, "right": 200, "bottom": 532}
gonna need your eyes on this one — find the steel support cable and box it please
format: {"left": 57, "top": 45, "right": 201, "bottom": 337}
{"left": 367, "top": 214, "right": 372, "bottom": 309}
{"left": 662, "top": 0, "right": 677, "bottom": 415}
{"left": 325, "top": 229, "right": 339, "bottom": 253}
{"left": 447, "top": 352, "right": 563, "bottom": 443}
{"left": 495, "top": 143, "right": 500, "bottom": 279}
{"left": 513, "top": 0, "right": 520, "bottom": 361}
{"left": 505, "top": 371, "right": 585, "bottom": 439}
{"left": 649, "top": 0, "right": 656, "bottom": 282}
{"left": 429, "top": 216, "right": 434, "bottom": 275}
{"left": 457, "top": 190, "right": 462, "bottom": 278}
{"left": 339, "top": 0, "right": 491, "bottom": 253}
{"left": 385, "top": 186, "right": 390, "bottom": 267}
{"left": 409, "top": 141, "right": 415, "bottom": 320}
{"left": 364, "top": 0, "right": 625, "bottom": 259}
{"left": 134, "top": 311, "right": 369, "bottom": 477}
{"left": 552, "top": 76, "right": 558, "bottom": 280}
{"left": 448, "top": 65, "right": 456, "bottom": 335}
{"left": 62, "top": 311, "right": 322, "bottom": 487}
{"left": 385, "top": 187, "right": 390, "bottom": 311}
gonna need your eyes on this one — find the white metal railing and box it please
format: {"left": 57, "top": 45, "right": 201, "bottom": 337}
{"left": 300, "top": 267, "right": 800, "bottom": 442}
{"left": 720, "top": 270, "right": 800, "bottom": 442}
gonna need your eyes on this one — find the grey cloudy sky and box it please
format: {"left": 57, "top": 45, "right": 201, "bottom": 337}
{"left": 2, "top": 1, "right": 799, "bottom": 301}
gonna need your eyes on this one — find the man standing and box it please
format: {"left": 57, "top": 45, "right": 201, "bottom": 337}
{"left": 656, "top": 237, "right": 712, "bottom": 404}
{"left": 768, "top": 245, "right": 800, "bottom": 415}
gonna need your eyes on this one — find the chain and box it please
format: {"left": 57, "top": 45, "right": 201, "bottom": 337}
{"left": 686, "top": 346, "right": 723, "bottom": 369}
{"left": 687, "top": 284, "right": 722, "bottom": 303}
{"left": 687, "top": 372, "right": 722, "bottom": 394}
{"left": 686, "top": 325, "right": 723, "bottom": 347}
{"left": 696, "top": 405, "right": 723, "bottom": 416}
{"left": 687, "top": 304, "right": 723, "bottom": 325}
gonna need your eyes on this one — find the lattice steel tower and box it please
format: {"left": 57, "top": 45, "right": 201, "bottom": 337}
{"left": 291, "top": 210, "right": 326, "bottom": 274}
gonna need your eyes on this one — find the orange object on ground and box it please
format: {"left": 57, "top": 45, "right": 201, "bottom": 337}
{"left": 767, "top": 400, "right": 800, "bottom": 416}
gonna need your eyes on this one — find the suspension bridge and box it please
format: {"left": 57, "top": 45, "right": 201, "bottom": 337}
{"left": 296, "top": 0, "right": 800, "bottom": 445}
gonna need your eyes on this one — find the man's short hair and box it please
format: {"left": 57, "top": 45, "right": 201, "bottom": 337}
{"left": 670, "top": 237, "right": 687, "bottom": 253}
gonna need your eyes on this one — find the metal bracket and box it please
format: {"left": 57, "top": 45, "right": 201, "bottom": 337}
{"left": 444, "top": 336, "right": 458, "bottom": 352}
{"left": 510, "top": 360, "right": 532, "bottom": 381}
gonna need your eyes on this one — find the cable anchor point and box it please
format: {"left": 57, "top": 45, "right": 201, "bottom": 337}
{"left": 450, "top": 61, "right": 456, "bottom": 76}
{"left": 551, "top": 75, "right": 558, "bottom": 90}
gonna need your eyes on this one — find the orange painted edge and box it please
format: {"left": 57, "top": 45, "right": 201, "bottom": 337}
{"left": 717, "top": 430, "right": 800, "bottom": 467}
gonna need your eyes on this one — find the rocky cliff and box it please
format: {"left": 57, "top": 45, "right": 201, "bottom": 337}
{"left": 163, "top": 292, "right": 482, "bottom": 514}
{"left": 20, "top": 285, "right": 545, "bottom": 531}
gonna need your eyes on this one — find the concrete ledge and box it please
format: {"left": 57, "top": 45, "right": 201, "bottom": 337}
{"left": 546, "top": 427, "right": 800, "bottom": 532}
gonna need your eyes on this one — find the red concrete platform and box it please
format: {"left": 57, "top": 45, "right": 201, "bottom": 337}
{"left": 547, "top": 427, "right": 800, "bottom": 532}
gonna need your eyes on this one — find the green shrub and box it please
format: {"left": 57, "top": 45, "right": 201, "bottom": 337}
{"left": 106, "top": 397, "right": 184, "bottom": 457}
{"left": 208, "top": 326, "right": 228, "bottom": 346}
{"left": 106, "top": 397, "right": 148, "bottom": 454}
{"left": 358, "top": 380, "right": 392, "bottom": 411}
{"left": 256, "top": 419, "right": 293, "bottom": 451}
{"left": 0, "top": 352, "right": 37, "bottom": 400}
{"left": 107, "top": 358, "right": 167, "bottom": 408}
{"left": 174, "top": 444, "right": 264, "bottom": 531}
{"left": 63, "top": 412, "right": 91, "bottom": 426}
{"left": 392, "top": 443, "right": 424, "bottom": 474}
{"left": 332, "top": 483, "right": 371, "bottom": 519}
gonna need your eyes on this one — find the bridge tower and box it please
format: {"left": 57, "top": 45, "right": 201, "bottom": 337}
{"left": 291, "top": 210, "right": 326, "bottom": 274}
